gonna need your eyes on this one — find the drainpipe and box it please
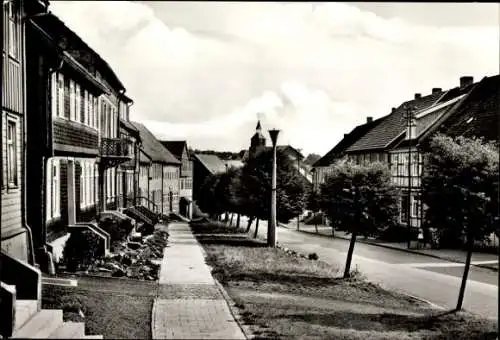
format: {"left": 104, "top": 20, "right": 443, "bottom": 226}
{"left": 20, "top": 4, "right": 36, "bottom": 267}
{"left": 22, "top": 9, "right": 62, "bottom": 268}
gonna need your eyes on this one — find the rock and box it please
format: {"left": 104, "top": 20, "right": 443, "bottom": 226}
{"left": 127, "top": 242, "right": 142, "bottom": 250}
{"left": 112, "top": 268, "right": 125, "bottom": 277}
{"left": 105, "top": 262, "right": 125, "bottom": 273}
{"left": 130, "top": 233, "right": 142, "bottom": 242}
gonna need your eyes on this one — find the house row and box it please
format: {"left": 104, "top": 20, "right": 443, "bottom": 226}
{"left": 312, "top": 75, "right": 499, "bottom": 230}
{"left": 2, "top": 1, "right": 194, "bottom": 336}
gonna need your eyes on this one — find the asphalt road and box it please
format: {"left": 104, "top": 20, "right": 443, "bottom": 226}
{"left": 243, "top": 218, "right": 498, "bottom": 320}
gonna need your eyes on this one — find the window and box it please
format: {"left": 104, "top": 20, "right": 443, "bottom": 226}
{"left": 75, "top": 84, "right": 81, "bottom": 123}
{"left": 88, "top": 93, "right": 94, "bottom": 128}
{"left": 411, "top": 196, "right": 419, "bottom": 218}
{"left": 400, "top": 195, "right": 409, "bottom": 223}
{"left": 83, "top": 90, "right": 88, "bottom": 125}
{"left": 69, "top": 80, "right": 75, "bottom": 120}
{"left": 7, "top": 119, "right": 18, "bottom": 187}
{"left": 57, "top": 74, "right": 64, "bottom": 117}
{"left": 46, "top": 158, "right": 60, "bottom": 220}
{"left": 80, "top": 162, "right": 86, "bottom": 208}
{"left": 8, "top": 1, "right": 19, "bottom": 58}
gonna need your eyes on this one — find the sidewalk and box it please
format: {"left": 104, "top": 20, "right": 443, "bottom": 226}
{"left": 290, "top": 223, "right": 499, "bottom": 271}
{"left": 152, "top": 222, "right": 246, "bottom": 339}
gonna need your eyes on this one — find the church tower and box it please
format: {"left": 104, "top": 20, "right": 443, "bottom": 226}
{"left": 249, "top": 120, "right": 267, "bottom": 158}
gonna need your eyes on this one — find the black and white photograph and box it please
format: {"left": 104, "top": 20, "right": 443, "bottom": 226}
{"left": 1, "top": 1, "right": 499, "bottom": 339}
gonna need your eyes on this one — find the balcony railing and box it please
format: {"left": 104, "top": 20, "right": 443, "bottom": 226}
{"left": 100, "top": 138, "right": 133, "bottom": 158}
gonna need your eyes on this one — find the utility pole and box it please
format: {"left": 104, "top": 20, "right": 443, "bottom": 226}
{"left": 404, "top": 104, "right": 416, "bottom": 249}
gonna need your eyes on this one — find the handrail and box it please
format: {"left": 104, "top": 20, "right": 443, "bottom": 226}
{"left": 135, "top": 196, "right": 159, "bottom": 213}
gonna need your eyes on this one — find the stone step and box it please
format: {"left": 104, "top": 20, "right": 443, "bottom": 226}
{"left": 84, "top": 335, "right": 103, "bottom": 339}
{"left": 14, "top": 299, "right": 38, "bottom": 330}
{"left": 48, "top": 321, "right": 85, "bottom": 339}
{"left": 12, "top": 309, "right": 63, "bottom": 339}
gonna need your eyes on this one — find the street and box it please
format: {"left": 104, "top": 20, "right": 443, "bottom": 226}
{"left": 244, "top": 218, "right": 498, "bottom": 320}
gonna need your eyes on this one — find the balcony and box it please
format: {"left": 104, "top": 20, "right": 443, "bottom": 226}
{"left": 100, "top": 138, "right": 133, "bottom": 169}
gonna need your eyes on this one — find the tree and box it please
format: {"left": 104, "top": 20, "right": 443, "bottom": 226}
{"left": 196, "top": 173, "right": 224, "bottom": 219}
{"left": 240, "top": 149, "right": 309, "bottom": 238}
{"left": 421, "top": 134, "right": 499, "bottom": 310}
{"left": 216, "top": 166, "right": 244, "bottom": 227}
{"left": 303, "top": 153, "right": 322, "bottom": 166}
{"left": 307, "top": 189, "right": 321, "bottom": 233}
{"left": 320, "top": 161, "right": 399, "bottom": 278}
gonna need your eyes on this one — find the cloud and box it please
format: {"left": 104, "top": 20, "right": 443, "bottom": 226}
{"left": 49, "top": 1, "right": 498, "bottom": 155}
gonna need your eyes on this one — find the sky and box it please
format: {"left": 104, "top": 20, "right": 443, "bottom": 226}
{"left": 50, "top": 1, "right": 499, "bottom": 156}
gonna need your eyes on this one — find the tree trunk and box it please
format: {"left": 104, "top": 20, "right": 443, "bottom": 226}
{"left": 253, "top": 218, "right": 260, "bottom": 238}
{"left": 456, "top": 234, "right": 474, "bottom": 310}
{"left": 225, "top": 212, "right": 229, "bottom": 224}
{"left": 229, "top": 213, "right": 234, "bottom": 226}
{"left": 245, "top": 217, "right": 254, "bottom": 233}
{"left": 315, "top": 222, "right": 318, "bottom": 233}
{"left": 343, "top": 231, "right": 358, "bottom": 279}
{"left": 236, "top": 214, "right": 241, "bottom": 228}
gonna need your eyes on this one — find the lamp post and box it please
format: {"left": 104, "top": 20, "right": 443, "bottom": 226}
{"left": 268, "top": 129, "right": 280, "bottom": 247}
{"left": 403, "top": 104, "right": 416, "bottom": 249}
{"left": 169, "top": 186, "right": 173, "bottom": 213}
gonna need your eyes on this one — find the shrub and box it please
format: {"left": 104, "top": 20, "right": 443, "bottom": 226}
{"left": 63, "top": 231, "right": 104, "bottom": 272}
{"left": 99, "top": 216, "right": 134, "bottom": 243}
{"left": 378, "top": 225, "right": 419, "bottom": 242}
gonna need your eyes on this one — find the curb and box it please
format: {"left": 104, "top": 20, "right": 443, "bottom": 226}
{"left": 337, "top": 235, "right": 499, "bottom": 272}
{"left": 297, "top": 228, "right": 498, "bottom": 272}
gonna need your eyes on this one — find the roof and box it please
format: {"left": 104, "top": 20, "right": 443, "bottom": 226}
{"left": 346, "top": 91, "right": 451, "bottom": 152}
{"left": 120, "top": 119, "right": 139, "bottom": 132}
{"left": 193, "top": 154, "right": 228, "bottom": 175}
{"left": 276, "top": 145, "right": 305, "bottom": 160}
{"left": 313, "top": 116, "right": 386, "bottom": 167}
{"left": 139, "top": 149, "right": 152, "bottom": 164}
{"left": 224, "top": 160, "right": 244, "bottom": 169}
{"left": 131, "top": 122, "right": 181, "bottom": 165}
{"left": 33, "top": 12, "right": 125, "bottom": 92}
{"left": 160, "top": 141, "right": 187, "bottom": 160}
{"left": 28, "top": 19, "right": 109, "bottom": 95}
{"left": 435, "top": 75, "right": 499, "bottom": 142}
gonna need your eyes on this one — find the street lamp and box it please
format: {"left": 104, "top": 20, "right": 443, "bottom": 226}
{"left": 268, "top": 129, "right": 280, "bottom": 247}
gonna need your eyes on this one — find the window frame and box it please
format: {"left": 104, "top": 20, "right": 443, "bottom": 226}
{"left": 7, "top": 0, "right": 19, "bottom": 59}
{"left": 6, "top": 117, "right": 19, "bottom": 188}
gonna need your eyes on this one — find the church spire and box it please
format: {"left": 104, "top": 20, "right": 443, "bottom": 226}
{"left": 256, "top": 120, "right": 262, "bottom": 131}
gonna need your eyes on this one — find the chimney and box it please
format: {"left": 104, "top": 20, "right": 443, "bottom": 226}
{"left": 460, "top": 76, "right": 473, "bottom": 88}
{"left": 414, "top": 93, "right": 421, "bottom": 100}
{"left": 344, "top": 133, "right": 348, "bottom": 138}
{"left": 432, "top": 88, "right": 442, "bottom": 94}
{"left": 366, "top": 116, "right": 373, "bottom": 123}
{"left": 392, "top": 107, "right": 396, "bottom": 113}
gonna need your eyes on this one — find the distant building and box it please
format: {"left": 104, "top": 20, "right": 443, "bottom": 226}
{"left": 191, "top": 153, "right": 228, "bottom": 202}
{"left": 161, "top": 141, "right": 193, "bottom": 219}
{"left": 311, "top": 116, "right": 385, "bottom": 192}
{"left": 132, "top": 122, "right": 181, "bottom": 214}
{"left": 243, "top": 120, "right": 313, "bottom": 184}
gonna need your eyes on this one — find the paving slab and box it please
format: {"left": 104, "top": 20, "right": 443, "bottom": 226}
{"left": 153, "top": 222, "right": 246, "bottom": 340}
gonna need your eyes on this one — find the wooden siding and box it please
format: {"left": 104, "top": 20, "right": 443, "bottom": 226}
{"left": 2, "top": 55, "right": 23, "bottom": 112}
{"left": 53, "top": 118, "right": 99, "bottom": 151}
{"left": 2, "top": 111, "right": 23, "bottom": 236}
{"left": 2, "top": 1, "right": 24, "bottom": 114}
{"left": 163, "top": 164, "right": 180, "bottom": 213}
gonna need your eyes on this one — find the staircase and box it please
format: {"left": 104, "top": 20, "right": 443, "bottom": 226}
{"left": 123, "top": 206, "right": 154, "bottom": 227}
{"left": 134, "top": 205, "right": 160, "bottom": 225}
{"left": 1, "top": 252, "right": 103, "bottom": 339}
